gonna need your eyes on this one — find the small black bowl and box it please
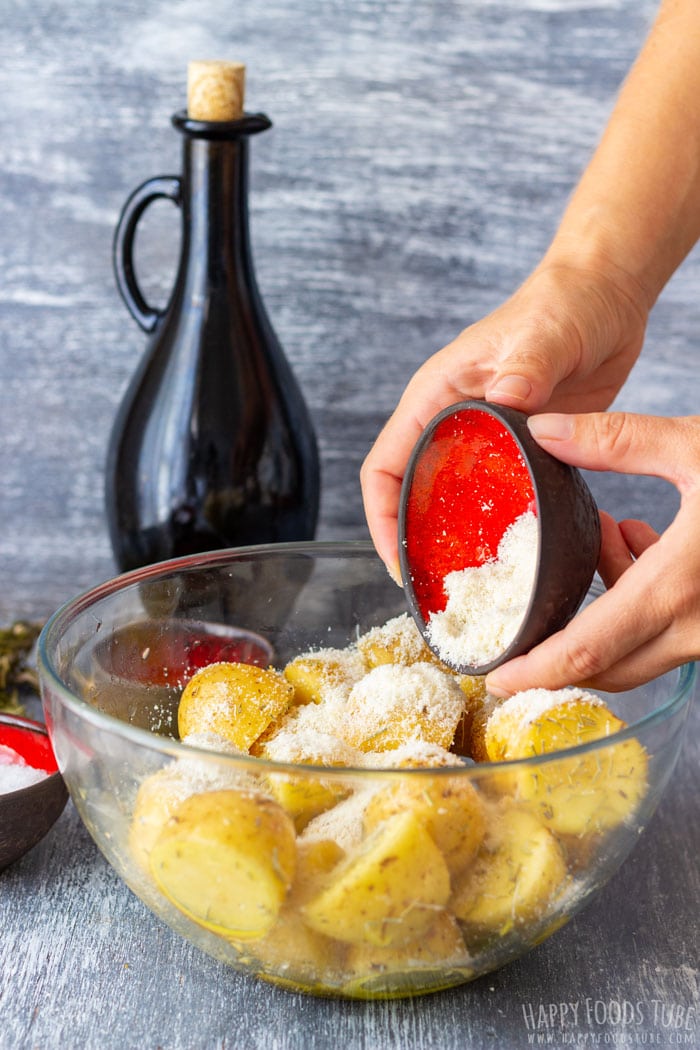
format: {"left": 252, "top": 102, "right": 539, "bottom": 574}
{"left": 0, "top": 713, "right": 68, "bottom": 872}
{"left": 398, "top": 400, "right": 601, "bottom": 675}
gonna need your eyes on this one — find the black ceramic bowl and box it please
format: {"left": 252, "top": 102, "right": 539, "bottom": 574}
{"left": 398, "top": 400, "right": 601, "bottom": 674}
{"left": 0, "top": 712, "right": 68, "bottom": 871}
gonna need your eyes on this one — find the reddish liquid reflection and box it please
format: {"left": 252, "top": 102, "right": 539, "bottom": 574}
{"left": 102, "top": 621, "right": 273, "bottom": 690}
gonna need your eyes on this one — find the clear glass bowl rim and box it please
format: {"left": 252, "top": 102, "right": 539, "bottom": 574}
{"left": 38, "top": 540, "right": 697, "bottom": 778}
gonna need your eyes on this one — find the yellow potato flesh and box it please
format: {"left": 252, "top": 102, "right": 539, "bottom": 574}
{"left": 515, "top": 737, "right": 649, "bottom": 836}
{"left": 267, "top": 773, "right": 350, "bottom": 831}
{"left": 150, "top": 789, "right": 296, "bottom": 940}
{"left": 178, "top": 662, "right": 294, "bottom": 750}
{"left": 129, "top": 759, "right": 250, "bottom": 872}
{"left": 346, "top": 909, "right": 467, "bottom": 974}
{"left": 226, "top": 837, "right": 348, "bottom": 979}
{"left": 283, "top": 650, "right": 365, "bottom": 706}
{"left": 451, "top": 804, "right": 567, "bottom": 935}
{"left": 364, "top": 775, "right": 486, "bottom": 878}
{"left": 302, "top": 810, "right": 451, "bottom": 948}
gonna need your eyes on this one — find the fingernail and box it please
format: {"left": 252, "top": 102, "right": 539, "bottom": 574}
{"left": 484, "top": 677, "right": 511, "bottom": 698}
{"left": 387, "top": 560, "right": 403, "bottom": 587}
{"left": 486, "top": 375, "right": 533, "bottom": 402}
{"left": 527, "top": 413, "right": 574, "bottom": 441}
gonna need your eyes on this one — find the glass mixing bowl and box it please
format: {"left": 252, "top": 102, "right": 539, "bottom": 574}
{"left": 38, "top": 542, "right": 695, "bottom": 999}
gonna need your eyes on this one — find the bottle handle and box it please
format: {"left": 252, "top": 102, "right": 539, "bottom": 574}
{"left": 113, "top": 176, "right": 182, "bottom": 333}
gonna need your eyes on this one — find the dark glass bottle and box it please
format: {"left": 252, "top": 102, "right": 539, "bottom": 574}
{"left": 106, "top": 111, "right": 320, "bottom": 571}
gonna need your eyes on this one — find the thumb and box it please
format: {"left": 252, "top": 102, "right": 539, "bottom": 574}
{"left": 526, "top": 411, "right": 699, "bottom": 488}
{"left": 484, "top": 365, "right": 561, "bottom": 415}
{"left": 482, "top": 314, "right": 581, "bottom": 412}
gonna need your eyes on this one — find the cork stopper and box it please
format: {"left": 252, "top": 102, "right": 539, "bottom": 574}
{"left": 187, "top": 60, "right": 246, "bottom": 121}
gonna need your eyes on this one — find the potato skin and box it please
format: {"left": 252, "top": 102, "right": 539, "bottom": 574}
{"left": 178, "top": 662, "right": 294, "bottom": 750}
{"left": 283, "top": 649, "right": 365, "bottom": 706}
{"left": 129, "top": 757, "right": 252, "bottom": 873}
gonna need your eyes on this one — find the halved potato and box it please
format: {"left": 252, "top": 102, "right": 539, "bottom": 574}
{"left": 484, "top": 688, "right": 648, "bottom": 835}
{"left": 266, "top": 774, "right": 350, "bottom": 832}
{"left": 283, "top": 648, "right": 366, "bottom": 705}
{"left": 341, "top": 662, "right": 466, "bottom": 753}
{"left": 150, "top": 789, "right": 296, "bottom": 940}
{"left": 129, "top": 750, "right": 252, "bottom": 872}
{"left": 343, "top": 911, "right": 470, "bottom": 997}
{"left": 364, "top": 775, "right": 486, "bottom": 877}
{"left": 302, "top": 810, "right": 451, "bottom": 948}
{"left": 451, "top": 803, "right": 568, "bottom": 936}
{"left": 356, "top": 613, "right": 439, "bottom": 668}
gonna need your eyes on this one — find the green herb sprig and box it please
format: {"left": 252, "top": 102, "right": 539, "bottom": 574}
{"left": 0, "top": 620, "right": 44, "bottom": 715}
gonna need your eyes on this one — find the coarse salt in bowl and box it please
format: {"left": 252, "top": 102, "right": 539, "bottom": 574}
{"left": 0, "top": 713, "right": 69, "bottom": 871}
{"left": 0, "top": 751, "right": 50, "bottom": 792}
{"left": 38, "top": 542, "right": 694, "bottom": 999}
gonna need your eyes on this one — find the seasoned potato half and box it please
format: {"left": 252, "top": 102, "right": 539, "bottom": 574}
{"left": 357, "top": 613, "right": 440, "bottom": 668}
{"left": 342, "top": 663, "right": 466, "bottom": 753}
{"left": 302, "top": 810, "right": 451, "bottom": 947}
{"left": 283, "top": 648, "right": 366, "bottom": 706}
{"left": 129, "top": 755, "right": 254, "bottom": 872}
{"left": 484, "top": 689, "right": 648, "bottom": 835}
{"left": 343, "top": 911, "right": 470, "bottom": 996}
{"left": 150, "top": 789, "right": 296, "bottom": 940}
{"left": 364, "top": 775, "right": 486, "bottom": 877}
{"left": 451, "top": 803, "right": 568, "bottom": 936}
{"left": 265, "top": 771, "right": 351, "bottom": 832}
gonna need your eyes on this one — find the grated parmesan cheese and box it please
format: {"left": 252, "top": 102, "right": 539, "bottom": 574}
{"left": 487, "top": 687, "right": 603, "bottom": 733}
{"left": 360, "top": 740, "right": 470, "bottom": 769}
{"left": 427, "top": 510, "right": 538, "bottom": 667}
{"left": 341, "top": 662, "right": 466, "bottom": 752}
{"left": 261, "top": 726, "right": 364, "bottom": 767}
{"left": 357, "top": 613, "right": 435, "bottom": 667}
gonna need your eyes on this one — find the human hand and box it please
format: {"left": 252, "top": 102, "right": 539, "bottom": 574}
{"left": 485, "top": 411, "right": 700, "bottom": 695}
{"left": 360, "top": 260, "right": 648, "bottom": 581}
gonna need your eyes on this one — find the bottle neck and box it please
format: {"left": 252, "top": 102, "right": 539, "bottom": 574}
{"left": 180, "top": 136, "right": 255, "bottom": 286}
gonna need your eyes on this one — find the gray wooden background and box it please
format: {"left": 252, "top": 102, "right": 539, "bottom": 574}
{"left": 1, "top": 1, "right": 698, "bottom": 1049}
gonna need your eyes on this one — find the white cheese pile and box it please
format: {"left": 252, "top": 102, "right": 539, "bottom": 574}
{"left": 426, "top": 509, "right": 538, "bottom": 667}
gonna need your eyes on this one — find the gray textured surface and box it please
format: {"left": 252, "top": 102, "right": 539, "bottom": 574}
{"left": 0, "top": 1, "right": 698, "bottom": 1048}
